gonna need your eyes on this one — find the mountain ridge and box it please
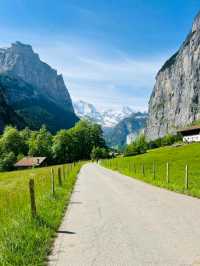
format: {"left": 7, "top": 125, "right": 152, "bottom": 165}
{"left": 73, "top": 100, "right": 148, "bottom": 147}
{"left": 0, "top": 42, "right": 78, "bottom": 133}
{"left": 104, "top": 112, "right": 148, "bottom": 148}
{"left": 0, "top": 41, "right": 74, "bottom": 111}
{"left": 146, "top": 11, "right": 200, "bottom": 140}
{"left": 73, "top": 100, "right": 135, "bottom": 128}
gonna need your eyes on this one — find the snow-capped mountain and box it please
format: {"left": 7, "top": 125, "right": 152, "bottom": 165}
{"left": 73, "top": 100, "right": 148, "bottom": 148}
{"left": 73, "top": 100, "right": 135, "bottom": 128}
{"left": 101, "top": 106, "right": 133, "bottom": 127}
{"left": 104, "top": 113, "right": 148, "bottom": 148}
{"left": 73, "top": 100, "right": 102, "bottom": 124}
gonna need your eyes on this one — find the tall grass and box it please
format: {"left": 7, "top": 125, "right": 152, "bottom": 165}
{"left": 102, "top": 143, "right": 200, "bottom": 198}
{"left": 0, "top": 162, "right": 83, "bottom": 266}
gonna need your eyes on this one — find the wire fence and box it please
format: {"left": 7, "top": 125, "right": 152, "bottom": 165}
{"left": 0, "top": 162, "right": 81, "bottom": 224}
{"left": 102, "top": 157, "right": 200, "bottom": 197}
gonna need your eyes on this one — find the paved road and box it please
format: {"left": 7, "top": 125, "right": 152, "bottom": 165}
{"left": 48, "top": 163, "right": 200, "bottom": 266}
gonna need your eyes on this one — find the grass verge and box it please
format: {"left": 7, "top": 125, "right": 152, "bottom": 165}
{"left": 102, "top": 143, "right": 200, "bottom": 198}
{"left": 0, "top": 162, "right": 83, "bottom": 266}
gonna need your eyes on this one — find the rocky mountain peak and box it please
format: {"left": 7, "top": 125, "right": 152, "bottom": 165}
{"left": 0, "top": 42, "right": 73, "bottom": 112}
{"left": 11, "top": 41, "right": 34, "bottom": 52}
{"left": 146, "top": 11, "right": 200, "bottom": 140}
{"left": 192, "top": 11, "right": 200, "bottom": 32}
{"left": 0, "top": 42, "right": 78, "bottom": 132}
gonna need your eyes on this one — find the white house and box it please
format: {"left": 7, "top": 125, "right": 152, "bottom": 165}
{"left": 178, "top": 125, "right": 200, "bottom": 143}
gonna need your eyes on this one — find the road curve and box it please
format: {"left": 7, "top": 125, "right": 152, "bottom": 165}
{"left": 48, "top": 163, "right": 200, "bottom": 266}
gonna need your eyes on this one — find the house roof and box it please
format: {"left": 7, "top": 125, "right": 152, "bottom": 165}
{"left": 15, "top": 157, "right": 47, "bottom": 167}
{"left": 177, "top": 125, "right": 200, "bottom": 133}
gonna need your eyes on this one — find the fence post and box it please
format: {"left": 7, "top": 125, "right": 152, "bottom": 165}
{"left": 142, "top": 163, "right": 145, "bottom": 176}
{"left": 166, "top": 162, "right": 169, "bottom": 183}
{"left": 128, "top": 161, "right": 131, "bottom": 173}
{"left": 51, "top": 168, "right": 55, "bottom": 195}
{"left": 29, "top": 179, "right": 36, "bottom": 218}
{"left": 62, "top": 165, "right": 65, "bottom": 180}
{"left": 185, "top": 164, "right": 188, "bottom": 190}
{"left": 153, "top": 161, "right": 155, "bottom": 180}
{"left": 58, "top": 167, "right": 62, "bottom": 186}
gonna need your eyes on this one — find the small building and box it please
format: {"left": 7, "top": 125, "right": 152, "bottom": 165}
{"left": 177, "top": 125, "right": 200, "bottom": 143}
{"left": 15, "top": 157, "right": 47, "bottom": 169}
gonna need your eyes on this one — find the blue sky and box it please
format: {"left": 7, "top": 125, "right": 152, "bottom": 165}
{"left": 0, "top": 0, "right": 199, "bottom": 111}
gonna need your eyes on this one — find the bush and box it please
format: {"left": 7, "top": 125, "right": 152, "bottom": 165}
{"left": 0, "top": 152, "right": 16, "bottom": 171}
{"left": 147, "top": 133, "right": 182, "bottom": 150}
{"left": 124, "top": 134, "right": 148, "bottom": 157}
{"left": 124, "top": 143, "right": 139, "bottom": 157}
{"left": 90, "top": 146, "right": 109, "bottom": 160}
{"left": 0, "top": 126, "right": 25, "bottom": 155}
{"left": 161, "top": 134, "right": 176, "bottom": 146}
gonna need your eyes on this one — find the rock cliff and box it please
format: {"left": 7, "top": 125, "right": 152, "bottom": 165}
{"left": 0, "top": 42, "right": 78, "bottom": 132}
{"left": 0, "top": 82, "right": 26, "bottom": 132}
{"left": 0, "top": 42, "right": 73, "bottom": 111}
{"left": 146, "top": 11, "right": 200, "bottom": 140}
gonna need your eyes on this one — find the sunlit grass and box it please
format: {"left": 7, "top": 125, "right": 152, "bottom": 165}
{"left": 102, "top": 143, "right": 200, "bottom": 198}
{"left": 0, "top": 162, "right": 83, "bottom": 266}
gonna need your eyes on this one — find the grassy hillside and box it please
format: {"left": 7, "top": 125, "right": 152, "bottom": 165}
{"left": 102, "top": 143, "right": 200, "bottom": 198}
{"left": 0, "top": 162, "right": 83, "bottom": 265}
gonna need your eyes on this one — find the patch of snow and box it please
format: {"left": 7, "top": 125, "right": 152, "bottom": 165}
{"left": 73, "top": 100, "right": 145, "bottom": 128}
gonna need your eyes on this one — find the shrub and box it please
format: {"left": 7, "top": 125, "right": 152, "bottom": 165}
{"left": 0, "top": 152, "right": 16, "bottom": 171}
{"left": 147, "top": 133, "right": 182, "bottom": 150}
{"left": 90, "top": 146, "right": 109, "bottom": 160}
{"left": 124, "top": 134, "right": 148, "bottom": 157}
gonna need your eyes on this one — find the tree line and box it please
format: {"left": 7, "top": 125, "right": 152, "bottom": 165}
{"left": 124, "top": 133, "right": 182, "bottom": 157}
{"left": 0, "top": 120, "right": 109, "bottom": 171}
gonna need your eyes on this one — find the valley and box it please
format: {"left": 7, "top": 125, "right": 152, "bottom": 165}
{"left": 1, "top": 3, "right": 200, "bottom": 266}
{"left": 73, "top": 100, "right": 148, "bottom": 147}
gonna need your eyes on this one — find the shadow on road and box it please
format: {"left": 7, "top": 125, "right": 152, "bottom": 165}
{"left": 56, "top": 230, "right": 76, "bottom": 235}
{"left": 69, "top": 201, "right": 82, "bottom": 204}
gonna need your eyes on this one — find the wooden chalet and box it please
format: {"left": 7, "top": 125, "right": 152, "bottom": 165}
{"left": 14, "top": 157, "right": 47, "bottom": 169}
{"left": 177, "top": 125, "right": 200, "bottom": 143}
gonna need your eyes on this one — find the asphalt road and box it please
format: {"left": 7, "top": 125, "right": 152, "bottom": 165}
{"left": 48, "top": 163, "right": 200, "bottom": 266}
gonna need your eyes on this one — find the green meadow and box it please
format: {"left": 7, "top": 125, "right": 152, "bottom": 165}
{"left": 0, "top": 163, "right": 82, "bottom": 266}
{"left": 102, "top": 143, "right": 200, "bottom": 198}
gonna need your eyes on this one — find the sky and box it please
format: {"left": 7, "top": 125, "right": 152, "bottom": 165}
{"left": 0, "top": 0, "right": 199, "bottom": 111}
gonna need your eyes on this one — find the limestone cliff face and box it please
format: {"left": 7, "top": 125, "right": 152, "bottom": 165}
{"left": 0, "top": 42, "right": 79, "bottom": 132}
{"left": 0, "top": 74, "right": 79, "bottom": 133}
{"left": 0, "top": 42, "right": 73, "bottom": 112}
{"left": 0, "top": 80, "right": 26, "bottom": 131}
{"left": 146, "top": 11, "right": 200, "bottom": 140}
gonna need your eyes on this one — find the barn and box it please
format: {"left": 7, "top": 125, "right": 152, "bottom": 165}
{"left": 15, "top": 157, "right": 47, "bottom": 169}
{"left": 177, "top": 125, "right": 200, "bottom": 143}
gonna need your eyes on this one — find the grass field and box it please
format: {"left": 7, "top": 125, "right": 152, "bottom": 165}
{"left": 102, "top": 143, "right": 200, "bottom": 198}
{"left": 0, "top": 162, "right": 83, "bottom": 266}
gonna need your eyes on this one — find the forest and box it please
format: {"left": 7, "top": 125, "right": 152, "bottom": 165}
{"left": 0, "top": 120, "right": 109, "bottom": 171}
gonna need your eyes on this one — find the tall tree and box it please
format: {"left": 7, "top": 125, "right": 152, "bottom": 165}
{"left": 0, "top": 126, "right": 25, "bottom": 156}
{"left": 52, "top": 130, "right": 73, "bottom": 163}
{"left": 28, "top": 125, "right": 52, "bottom": 158}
